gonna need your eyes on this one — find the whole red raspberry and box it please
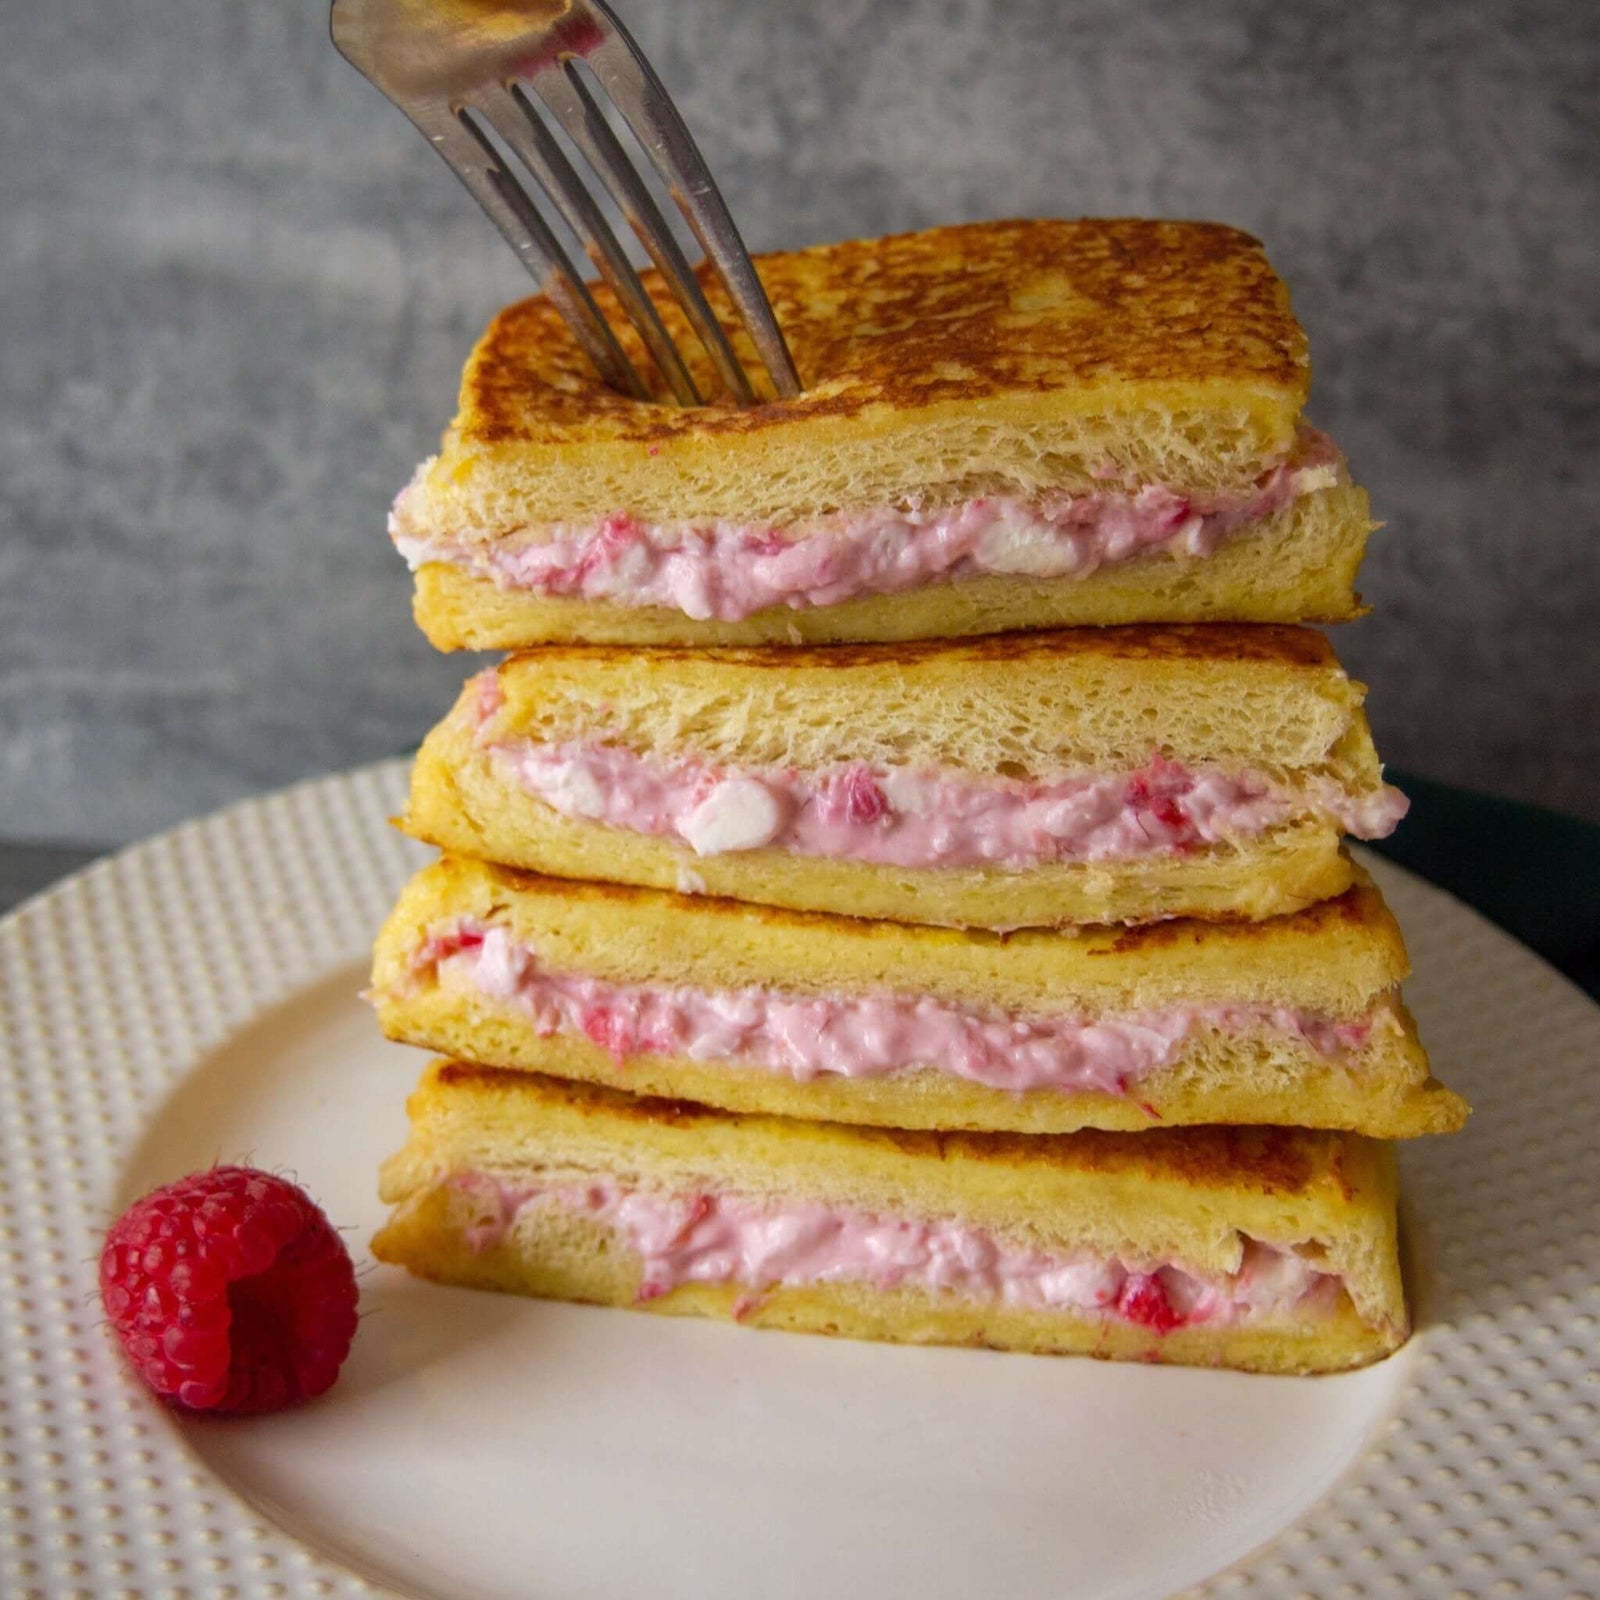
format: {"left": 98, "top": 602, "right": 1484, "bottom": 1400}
{"left": 99, "top": 1167, "right": 359, "bottom": 1413}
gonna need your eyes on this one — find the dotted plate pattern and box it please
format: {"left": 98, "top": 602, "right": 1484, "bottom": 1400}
{"left": 1, "top": 761, "right": 1597, "bottom": 1600}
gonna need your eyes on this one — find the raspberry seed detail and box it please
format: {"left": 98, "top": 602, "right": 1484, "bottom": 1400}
{"left": 99, "top": 1166, "right": 359, "bottom": 1413}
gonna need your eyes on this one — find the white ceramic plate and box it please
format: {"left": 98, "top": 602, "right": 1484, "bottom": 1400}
{"left": 2, "top": 762, "right": 1598, "bottom": 1600}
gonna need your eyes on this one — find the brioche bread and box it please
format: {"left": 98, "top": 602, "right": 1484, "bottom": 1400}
{"left": 405, "top": 219, "right": 1313, "bottom": 530}
{"left": 371, "top": 857, "right": 1465, "bottom": 1138}
{"left": 402, "top": 627, "right": 1401, "bottom": 929}
{"left": 373, "top": 1065, "right": 1408, "bottom": 1374}
{"left": 393, "top": 220, "right": 1376, "bottom": 647}
{"left": 464, "top": 625, "right": 1378, "bottom": 777}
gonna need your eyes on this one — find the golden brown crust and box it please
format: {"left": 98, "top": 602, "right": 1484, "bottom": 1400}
{"left": 406, "top": 218, "right": 1327, "bottom": 528}
{"left": 428, "top": 1063, "right": 1345, "bottom": 1196}
{"left": 410, "top": 851, "right": 1378, "bottom": 953}
{"left": 483, "top": 622, "right": 1338, "bottom": 675}
{"left": 378, "top": 850, "right": 1408, "bottom": 1011}
{"left": 465, "top": 219, "right": 1309, "bottom": 436}
{"left": 1097, "top": 874, "right": 1380, "bottom": 953}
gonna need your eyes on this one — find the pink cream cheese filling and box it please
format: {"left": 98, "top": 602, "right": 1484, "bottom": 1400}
{"left": 453, "top": 1174, "right": 1341, "bottom": 1330}
{"left": 410, "top": 923, "right": 1378, "bottom": 1097}
{"left": 392, "top": 429, "right": 1342, "bottom": 621}
{"left": 475, "top": 710, "right": 1408, "bottom": 871}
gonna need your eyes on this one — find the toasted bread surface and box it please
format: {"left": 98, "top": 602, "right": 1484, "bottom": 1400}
{"left": 372, "top": 1064, "right": 1407, "bottom": 1371}
{"left": 477, "top": 623, "right": 1382, "bottom": 780}
{"left": 402, "top": 625, "right": 1391, "bottom": 928}
{"left": 403, "top": 219, "right": 1314, "bottom": 530}
{"left": 374, "top": 855, "right": 1407, "bottom": 1014}
{"left": 389, "top": 1064, "right": 1392, "bottom": 1223}
{"left": 371, "top": 857, "right": 1464, "bottom": 1138}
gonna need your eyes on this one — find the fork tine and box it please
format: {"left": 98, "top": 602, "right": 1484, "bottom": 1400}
{"left": 430, "top": 105, "right": 649, "bottom": 401}
{"left": 479, "top": 84, "right": 701, "bottom": 406}
{"left": 581, "top": 3, "right": 803, "bottom": 399}
{"left": 527, "top": 63, "right": 757, "bottom": 404}
{"left": 330, "top": 0, "right": 801, "bottom": 405}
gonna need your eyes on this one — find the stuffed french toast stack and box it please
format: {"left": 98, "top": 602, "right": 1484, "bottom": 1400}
{"left": 369, "top": 219, "right": 1465, "bottom": 1375}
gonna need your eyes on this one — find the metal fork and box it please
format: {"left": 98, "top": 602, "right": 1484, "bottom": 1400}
{"left": 331, "top": 0, "right": 801, "bottom": 405}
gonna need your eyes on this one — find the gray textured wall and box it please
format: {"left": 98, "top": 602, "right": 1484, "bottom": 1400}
{"left": 2, "top": 0, "right": 1596, "bottom": 844}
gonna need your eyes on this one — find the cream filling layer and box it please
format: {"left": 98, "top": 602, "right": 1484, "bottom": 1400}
{"left": 453, "top": 1174, "right": 1341, "bottom": 1331}
{"left": 393, "top": 430, "right": 1341, "bottom": 621}
{"left": 409, "top": 923, "right": 1381, "bottom": 1097}
{"left": 476, "top": 722, "right": 1408, "bottom": 871}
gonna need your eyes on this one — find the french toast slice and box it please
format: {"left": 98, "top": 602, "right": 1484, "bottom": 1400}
{"left": 371, "top": 858, "right": 1465, "bottom": 1139}
{"left": 402, "top": 626, "right": 1407, "bottom": 930}
{"left": 392, "top": 219, "right": 1376, "bottom": 646}
{"left": 374, "top": 1064, "right": 1410, "bottom": 1375}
